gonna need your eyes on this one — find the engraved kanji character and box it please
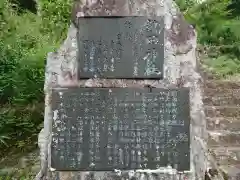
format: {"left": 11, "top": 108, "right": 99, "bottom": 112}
{"left": 59, "top": 138, "right": 65, "bottom": 143}
{"left": 171, "top": 101, "right": 177, "bottom": 107}
{"left": 79, "top": 137, "right": 83, "bottom": 143}
{"left": 90, "top": 144, "right": 94, "bottom": 149}
{"left": 154, "top": 138, "right": 160, "bottom": 144}
{"left": 179, "top": 119, "right": 184, "bottom": 126}
{"left": 96, "top": 146, "right": 100, "bottom": 152}
{"left": 172, "top": 112, "right": 177, "bottom": 118}
{"left": 132, "top": 155, "right": 136, "bottom": 161}
{"left": 133, "top": 66, "right": 138, "bottom": 76}
{"left": 96, "top": 137, "right": 100, "bottom": 142}
{"left": 96, "top": 132, "right": 100, "bottom": 137}
{"left": 149, "top": 137, "right": 153, "bottom": 143}
{"left": 110, "top": 64, "right": 115, "bottom": 72}
{"left": 141, "top": 131, "right": 147, "bottom": 138}
{"left": 124, "top": 131, "right": 128, "bottom": 137}
{"left": 60, "top": 155, "right": 64, "bottom": 160}
{"left": 154, "top": 126, "right": 159, "bottom": 131}
{"left": 119, "top": 131, "right": 123, "bottom": 137}
{"left": 143, "top": 144, "right": 148, "bottom": 150}
{"left": 173, "top": 152, "right": 178, "bottom": 157}
{"left": 136, "top": 144, "right": 141, "bottom": 149}
{"left": 124, "top": 144, "right": 129, "bottom": 149}
{"left": 103, "top": 64, "right": 108, "bottom": 72}
{"left": 131, "top": 131, "right": 136, "bottom": 137}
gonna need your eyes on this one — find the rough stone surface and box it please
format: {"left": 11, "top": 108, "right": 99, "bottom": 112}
{"left": 203, "top": 80, "right": 240, "bottom": 180}
{"left": 36, "top": 0, "right": 208, "bottom": 179}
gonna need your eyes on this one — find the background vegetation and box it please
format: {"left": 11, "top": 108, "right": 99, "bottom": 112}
{"left": 0, "top": 0, "right": 239, "bottom": 161}
{"left": 0, "top": 0, "right": 72, "bottom": 156}
{"left": 176, "top": 0, "right": 240, "bottom": 77}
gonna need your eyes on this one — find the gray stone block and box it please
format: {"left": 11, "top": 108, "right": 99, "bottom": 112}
{"left": 36, "top": 0, "right": 208, "bottom": 179}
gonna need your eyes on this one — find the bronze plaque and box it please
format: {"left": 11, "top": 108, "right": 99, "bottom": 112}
{"left": 77, "top": 16, "right": 164, "bottom": 79}
{"left": 51, "top": 87, "right": 190, "bottom": 171}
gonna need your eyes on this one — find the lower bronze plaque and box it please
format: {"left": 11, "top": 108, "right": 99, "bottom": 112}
{"left": 51, "top": 88, "right": 190, "bottom": 171}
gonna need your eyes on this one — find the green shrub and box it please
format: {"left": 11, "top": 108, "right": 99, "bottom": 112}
{"left": 38, "top": 0, "right": 73, "bottom": 41}
{"left": 0, "top": 1, "right": 44, "bottom": 151}
{"left": 204, "top": 55, "right": 240, "bottom": 77}
{"left": 0, "top": 0, "right": 70, "bottom": 151}
{"left": 176, "top": 0, "right": 240, "bottom": 77}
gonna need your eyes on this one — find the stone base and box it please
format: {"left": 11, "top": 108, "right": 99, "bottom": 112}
{"left": 50, "top": 170, "right": 193, "bottom": 180}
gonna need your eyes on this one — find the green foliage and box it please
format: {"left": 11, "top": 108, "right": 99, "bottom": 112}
{"left": 205, "top": 55, "right": 240, "bottom": 76}
{"left": 0, "top": 135, "right": 10, "bottom": 146}
{"left": 38, "top": 0, "right": 73, "bottom": 41}
{"left": 0, "top": 0, "right": 43, "bottom": 151}
{"left": 0, "top": 168, "right": 34, "bottom": 180}
{"left": 0, "top": 0, "right": 71, "bottom": 152}
{"left": 176, "top": 0, "right": 240, "bottom": 78}
{"left": 175, "top": 0, "right": 195, "bottom": 12}
{"left": 228, "top": 0, "right": 240, "bottom": 17}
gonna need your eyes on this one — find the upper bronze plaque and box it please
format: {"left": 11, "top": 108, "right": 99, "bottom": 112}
{"left": 51, "top": 87, "right": 190, "bottom": 171}
{"left": 77, "top": 16, "right": 164, "bottom": 79}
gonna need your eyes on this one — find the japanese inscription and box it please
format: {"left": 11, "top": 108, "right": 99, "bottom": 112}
{"left": 77, "top": 16, "right": 164, "bottom": 79}
{"left": 51, "top": 87, "right": 190, "bottom": 171}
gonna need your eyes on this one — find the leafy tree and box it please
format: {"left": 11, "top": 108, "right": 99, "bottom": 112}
{"left": 228, "top": 0, "right": 240, "bottom": 17}
{"left": 176, "top": 0, "right": 240, "bottom": 77}
{"left": 0, "top": 0, "right": 72, "bottom": 152}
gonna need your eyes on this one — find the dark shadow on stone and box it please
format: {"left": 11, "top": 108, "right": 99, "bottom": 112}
{"left": 205, "top": 169, "right": 222, "bottom": 180}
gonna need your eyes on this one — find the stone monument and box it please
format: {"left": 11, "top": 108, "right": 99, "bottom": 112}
{"left": 36, "top": 0, "right": 208, "bottom": 180}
